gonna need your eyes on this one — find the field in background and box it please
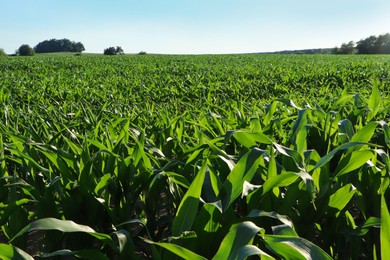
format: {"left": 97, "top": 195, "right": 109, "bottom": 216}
{"left": 0, "top": 54, "right": 389, "bottom": 259}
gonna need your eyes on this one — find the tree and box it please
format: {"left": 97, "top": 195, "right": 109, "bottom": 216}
{"left": 103, "top": 46, "right": 124, "bottom": 55}
{"left": 104, "top": 47, "right": 117, "bottom": 55}
{"left": 356, "top": 36, "right": 377, "bottom": 54}
{"left": 355, "top": 34, "right": 390, "bottom": 54}
{"left": 376, "top": 33, "right": 390, "bottom": 54}
{"left": 115, "top": 46, "right": 124, "bottom": 55}
{"left": 34, "top": 39, "right": 85, "bottom": 53}
{"left": 0, "top": 48, "right": 6, "bottom": 56}
{"left": 332, "top": 41, "right": 356, "bottom": 54}
{"left": 18, "top": 44, "right": 34, "bottom": 56}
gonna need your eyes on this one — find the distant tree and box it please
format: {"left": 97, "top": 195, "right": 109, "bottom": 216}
{"left": 115, "top": 46, "right": 124, "bottom": 55}
{"left": 138, "top": 51, "right": 147, "bottom": 55}
{"left": 0, "top": 48, "right": 6, "bottom": 56}
{"left": 104, "top": 47, "right": 117, "bottom": 55}
{"left": 376, "top": 33, "right": 390, "bottom": 54}
{"left": 332, "top": 41, "right": 356, "bottom": 54}
{"left": 356, "top": 36, "right": 377, "bottom": 54}
{"left": 18, "top": 44, "right": 34, "bottom": 56}
{"left": 34, "top": 39, "right": 85, "bottom": 53}
{"left": 104, "top": 46, "right": 124, "bottom": 55}
{"left": 74, "top": 42, "right": 86, "bottom": 53}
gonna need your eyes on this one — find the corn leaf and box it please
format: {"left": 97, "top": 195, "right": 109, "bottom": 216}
{"left": 368, "top": 82, "right": 381, "bottom": 121}
{"left": 290, "top": 109, "right": 308, "bottom": 154}
{"left": 328, "top": 184, "right": 357, "bottom": 216}
{"left": 0, "top": 243, "right": 34, "bottom": 260}
{"left": 10, "top": 218, "right": 114, "bottom": 248}
{"left": 338, "top": 119, "right": 354, "bottom": 143}
{"left": 262, "top": 172, "right": 299, "bottom": 195}
{"left": 236, "top": 245, "right": 274, "bottom": 259}
{"left": 333, "top": 150, "right": 374, "bottom": 178}
{"left": 381, "top": 194, "right": 390, "bottom": 258}
{"left": 350, "top": 122, "right": 377, "bottom": 143}
{"left": 172, "top": 161, "right": 208, "bottom": 236}
{"left": 310, "top": 142, "right": 368, "bottom": 173}
{"left": 264, "top": 235, "right": 333, "bottom": 260}
{"left": 145, "top": 240, "right": 207, "bottom": 260}
{"left": 233, "top": 131, "right": 272, "bottom": 148}
{"left": 247, "top": 210, "right": 293, "bottom": 227}
{"left": 219, "top": 148, "right": 264, "bottom": 211}
{"left": 212, "top": 221, "right": 262, "bottom": 260}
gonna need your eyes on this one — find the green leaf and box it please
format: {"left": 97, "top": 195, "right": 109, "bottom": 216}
{"left": 267, "top": 148, "right": 277, "bottom": 178}
{"left": 233, "top": 131, "right": 272, "bottom": 148}
{"left": 207, "top": 140, "right": 236, "bottom": 171}
{"left": 351, "top": 217, "right": 380, "bottom": 236}
{"left": 382, "top": 122, "right": 390, "bottom": 149}
{"left": 264, "top": 235, "right": 333, "bottom": 260}
{"left": 247, "top": 210, "right": 293, "bottom": 227}
{"left": 310, "top": 142, "right": 368, "bottom": 173}
{"left": 212, "top": 221, "right": 261, "bottom": 260}
{"left": 368, "top": 82, "right": 381, "bottom": 121}
{"left": 144, "top": 240, "right": 207, "bottom": 260}
{"left": 351, "top": 122, "right": 377, "bottom": 143}
{"left": 219, "top": 148, "right": 264, "bottom": 211}
{"left": 381, "top": 194, "right": 390, "bottom": 258}
{"left": 290, "top": 109, "right": 307, "bottom": 154}
{"left": 94, "top": 173, "right": 111, "bottom": 195}
{"left": 112, "top": 229, "right": 136, "bottom": 259}
{"left": 333, "top": 150, "right": 374, "bottom": 178}
{"left": 272, "top": 225, "right": 298, "bottom": 237}
{"left": 0, "top": 243, "right": 34, "bottom": 260}
{"left": 172, "top": 160, "right": 208, "bottom": 236}
{"left": 236, "top": 245, "right": 274, "bottom": 259}
{"left": 328, "top": 184, "right": 356, "bottom": 216}
{"left": 338, "top": 119, "right": 354, "bottom": 143}
{"left": 275, "top": 98, "right": 302, "bottom": 109}
{"left": 262, "top": 172, "right": 299, "bottom": 195}
{"left": 10, "top": 218, "right": 114, "bottom": 248}
{"left": 273, "top": 143, "right": 303, "bottom": 170}
{"left": 195, "top": 201, "right": 222, "bottom": 233}
{"left": 294, "top": 171, "right": 316, "bottom": 200}
{"left": 262, "top": 237, "right": 306, "bottom": 260}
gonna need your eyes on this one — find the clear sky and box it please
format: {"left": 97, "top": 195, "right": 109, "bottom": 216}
{"left": 1, "top": 0, "right": 390, "bottom": 54}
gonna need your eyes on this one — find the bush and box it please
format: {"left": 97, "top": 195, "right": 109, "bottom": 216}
{"left": 18, "top": 44, "right": 34, "bottom": 56}
{"left": 138, "top": 51, "right": 147, "bottom": 55}
{"left": 104, "top": 46, "right": 124, "bottom": 55}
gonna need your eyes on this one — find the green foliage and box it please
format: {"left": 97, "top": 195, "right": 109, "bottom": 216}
{"left": 0, "top": 54, "right": 389, "bottom": 258}
{"left": 104, "top": 46, "right": 124, "bottom": 55}
{"left": 17, "top": 44, "right": 34, "bottom": 56}
{"left": 357, "top": 33, "right": 390, "bottom": 54}
{"left": 332, "top": 41, "right": 356, "bottom": 54}
{"left": 34, "top": 38, "right": 85, "bottom": 53}
{"left": 0, "top": 48, "right": 6, "bottom": 56}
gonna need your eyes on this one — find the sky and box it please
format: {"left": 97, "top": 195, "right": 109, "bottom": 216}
{"left": 1, "top": 0, "right": 390, "bottom": 54}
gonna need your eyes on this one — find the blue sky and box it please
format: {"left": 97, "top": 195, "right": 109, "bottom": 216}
{"left": 1, "top": 0, "right": 389, "bottom": 54}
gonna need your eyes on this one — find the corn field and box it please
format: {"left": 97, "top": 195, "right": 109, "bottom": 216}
{"left": 0, "top": 54, "right": 389, "bottom": 259}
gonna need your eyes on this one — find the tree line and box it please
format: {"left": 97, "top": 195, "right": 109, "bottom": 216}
{"left": 332, "top": 33, "right": 390, "bottom": 54}
{"left": 8, "top": 39, "right": 128, "bottom": 56}
{"left": 10, "top": 38, "right": 85, "bottom": 56}
{"left": 34, "top": 39, "right": 85, "bottom": 53}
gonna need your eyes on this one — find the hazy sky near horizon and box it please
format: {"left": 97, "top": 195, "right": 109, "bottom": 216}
{"left": 1, "top": 0, "right": 390, "bottom": 54}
